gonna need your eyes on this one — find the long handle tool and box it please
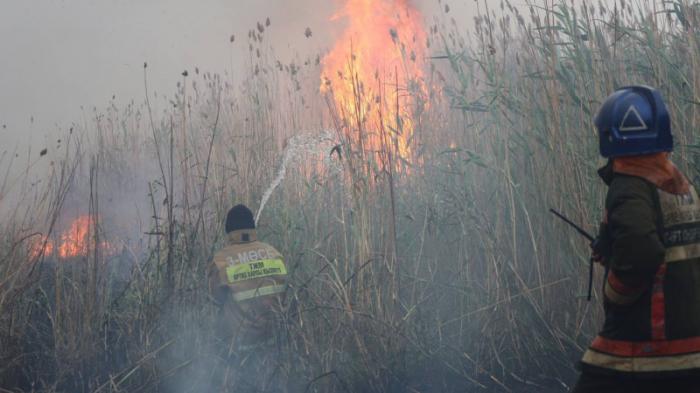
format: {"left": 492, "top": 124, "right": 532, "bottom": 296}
{"left": 549, "top": 209, "right": 596, "bottom": 301}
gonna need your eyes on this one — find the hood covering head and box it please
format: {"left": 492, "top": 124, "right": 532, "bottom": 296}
{"left": 612, "top": 152, "right": 690, "bottom": 195}
{"left": 225, "top": 204, "right": 256, "bottom": 233}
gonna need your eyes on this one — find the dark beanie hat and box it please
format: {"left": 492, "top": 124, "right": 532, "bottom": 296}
{"left": 225, "top": 204, "right": 255, "bottom": 233}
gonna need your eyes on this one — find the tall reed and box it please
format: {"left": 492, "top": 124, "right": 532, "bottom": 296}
{"left": 1, "top": 2, "right": 699, "bottom": 392}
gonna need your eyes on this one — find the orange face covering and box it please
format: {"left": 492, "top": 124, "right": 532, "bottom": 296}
{"left": 613, "top": 152, "right": 690, "bottom": 195}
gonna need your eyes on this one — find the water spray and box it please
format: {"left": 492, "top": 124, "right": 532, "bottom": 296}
{"left": 255, "top": 130, "right": 339, "bottom": 224}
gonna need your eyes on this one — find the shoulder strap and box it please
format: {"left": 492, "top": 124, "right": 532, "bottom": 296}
{"left": 650, "top": 183, "right": 666, "bottom": 247}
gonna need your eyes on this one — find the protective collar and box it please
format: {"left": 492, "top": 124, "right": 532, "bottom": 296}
{"left": 227, "top": 229, "right": 257, "bottom": 244}
{"left": 607, "top": 152, "right": 690, "bottom": 195}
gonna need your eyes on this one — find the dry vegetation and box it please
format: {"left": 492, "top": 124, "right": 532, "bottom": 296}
{"left": 2, "top": 1, "right": 700, "bottom": 392}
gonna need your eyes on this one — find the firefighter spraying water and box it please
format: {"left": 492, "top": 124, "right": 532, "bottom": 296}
{"left": 208, "top": 204, "right": 288, "bottom": 390}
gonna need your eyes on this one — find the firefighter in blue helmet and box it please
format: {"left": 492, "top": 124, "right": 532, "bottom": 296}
{"left": 572, "top": 86, "right": 700, "bottom": 392}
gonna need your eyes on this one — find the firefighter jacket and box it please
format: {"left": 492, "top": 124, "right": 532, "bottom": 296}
{"left": 208, "top": 229, "right": 287, "bottom": 343}
{"left": 581, "top": 163, "right": 700, "bottom": 376}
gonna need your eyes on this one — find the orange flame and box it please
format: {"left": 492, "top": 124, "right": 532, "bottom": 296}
{"left": 58, "top": 216, "right": 94, "bottom": 258}
{"left": 29, "top": 215, "right": 117, "bottom": 260}
{"left": 321, "top": 0, "right": 427, "bottom": 170}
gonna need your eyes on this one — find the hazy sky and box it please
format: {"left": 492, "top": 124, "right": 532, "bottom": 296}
{"left": 0, "top": 0, "right": 336, "bottom": 148}
{"left": 0, "top": 0, "right": 480, "bottom": 151}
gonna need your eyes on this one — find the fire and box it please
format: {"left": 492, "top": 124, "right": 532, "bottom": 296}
{"left": 58, "top": 216, "right": 94, "bottom": 258}
{"left": 321, "top": 0, "right": 427, "bottom": 170}
{"left": 29, "top": 215, "right": 116, "bottom": 260}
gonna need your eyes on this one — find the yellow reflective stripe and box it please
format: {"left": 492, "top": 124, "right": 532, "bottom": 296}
{"left": 604, "top": 281, "right": 639, "bottom": 305}
{"left": 225, "top": 259, "right": 286, "bottom": 283}
{"left": 666, "top": 243, "right": 700, "bottom": 263}
{"left": 582, "top": 349, "right": 700, "bottom": 372}
{"left": 233, "top": 284, "right": 287, "bottom": 302}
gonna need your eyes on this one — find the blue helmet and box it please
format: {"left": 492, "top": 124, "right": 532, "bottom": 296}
{"left": 595, "top": 85, "right": 673, "bottom": 158}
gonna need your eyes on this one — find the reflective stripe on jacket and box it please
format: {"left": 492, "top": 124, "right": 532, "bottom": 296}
{"left": 208, "top": 229, "right": 287, "bottom": 340}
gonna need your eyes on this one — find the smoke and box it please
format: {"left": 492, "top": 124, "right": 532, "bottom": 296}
{"left": 0, "top": 2, "right": 488, "bottom": 392}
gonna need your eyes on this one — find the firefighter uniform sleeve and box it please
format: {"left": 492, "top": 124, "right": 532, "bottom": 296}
{"left": 207, "top": 259, "right": 229, "bottom": 306}
{"left": 604, "top": 175, "right": 666, "bottom": 305}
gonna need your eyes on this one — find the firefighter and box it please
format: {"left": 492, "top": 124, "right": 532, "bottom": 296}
{"left": 208, "top": 204, "right": 288, "bottom": 390}
{"left": 572, "top": 86, "right": 700, "bottom": 392}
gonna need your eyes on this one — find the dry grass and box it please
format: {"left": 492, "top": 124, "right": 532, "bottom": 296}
{"left": 1, "top": 1, "right": 700, "bottom": 392}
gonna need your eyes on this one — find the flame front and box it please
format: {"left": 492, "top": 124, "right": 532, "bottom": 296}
{"left": 29, "top": 215, "right": 116, "bottom": 260}
{"left": 321, "top": 0, "right": 427, "bottom": 170}
{"left": 58, "top": 216, "right": 94, "bottom": 258}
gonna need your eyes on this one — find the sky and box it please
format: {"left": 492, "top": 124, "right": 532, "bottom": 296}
{"left": 0, "top": 0, "right": 335, "bottom": 149}
{"left": 0, "top": 0, "right": 481, "bottom": 151}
